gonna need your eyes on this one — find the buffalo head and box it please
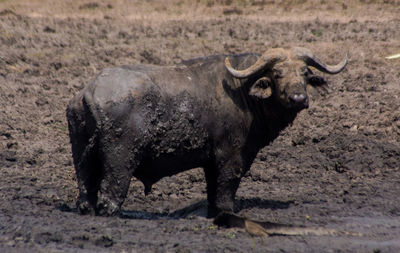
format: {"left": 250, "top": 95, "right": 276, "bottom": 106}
{"left": 225, "top": 47, "right": 348, "bottom": 110}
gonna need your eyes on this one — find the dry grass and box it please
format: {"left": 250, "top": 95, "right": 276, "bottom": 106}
{"left": 0, "top": 0, "right": 398, "bottom": 22}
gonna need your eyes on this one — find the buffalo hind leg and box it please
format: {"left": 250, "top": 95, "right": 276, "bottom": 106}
{"left": 75, "top": 148, "right": 103, "bottom": 215}
{"left": 204, "top": 165, "right": 218, "bottom": 218}
{"left": 72, "top": 135, "right": 103, "bottom": 214}
{"left": 67, "top": 115, "right": 101, "bottom": 215}
{"left": 96, "top": 147, "right": 134, "bottom": 216}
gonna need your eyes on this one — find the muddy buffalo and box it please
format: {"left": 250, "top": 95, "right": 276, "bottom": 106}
{"left": 66, "top": 47, "right": 348, "bottom": 218}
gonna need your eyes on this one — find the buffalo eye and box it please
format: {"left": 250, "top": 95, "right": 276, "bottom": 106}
{"left": 308, "top": 75, "right": 327, "bottom": 86}
{"left": 258, "top": 79, "right": 268, "bottom": 88}
{"left": 273, "top": 69, "right": 283, "bottom": 79}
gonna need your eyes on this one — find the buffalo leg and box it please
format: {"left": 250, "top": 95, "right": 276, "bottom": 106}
{"left": 74, "top": 143, "right": 102, "bottom": 215}
{"left": 205, "top": 155, "right": 243, "bottom": 218}
{"left": 67, "top": 105, "right": 101, "bottom": 215}
{"left": 96, "top": 145, "right": 134, "bottom": 216}
{"left": 214, "top": 174, "right": 241, "bottom": 215}
{"left": 204, "top": 165, "right": 218, "bottom": 218}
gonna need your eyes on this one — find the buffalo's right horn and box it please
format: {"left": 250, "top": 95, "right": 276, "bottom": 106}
{"left": 225, "top": 48, "right": 286, "bottom": 79}
{"left": 292, "top": 47, "right": 348, "bottom": 74}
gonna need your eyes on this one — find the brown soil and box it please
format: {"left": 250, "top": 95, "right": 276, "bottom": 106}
{"left": 1, "top": 0, "right": 400, "bottom": 252}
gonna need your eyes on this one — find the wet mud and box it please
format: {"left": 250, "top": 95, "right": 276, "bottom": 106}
{"left": 1, "top": 1, "right": 400, "bottom": 252}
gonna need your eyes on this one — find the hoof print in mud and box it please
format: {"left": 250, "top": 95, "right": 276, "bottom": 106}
{"left": 34, "top": 232, "right": 63, "bottom": 245}
{"left": 94, "top": 235, "right": 114, "bottom": 248}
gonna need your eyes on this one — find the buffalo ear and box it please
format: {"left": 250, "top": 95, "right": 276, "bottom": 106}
{"left": 307, "top": 75, "right": 330, "bottom": 96}
{"left": 249, "top": 77, "right": 272, "bottom": 99}
{"left": 308, "top": 75, "right": 327, "bottom": 87}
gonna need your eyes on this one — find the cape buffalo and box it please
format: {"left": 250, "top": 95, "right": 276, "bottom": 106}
{"left": 66, "top": 47, "right": 348, "bottom": 218}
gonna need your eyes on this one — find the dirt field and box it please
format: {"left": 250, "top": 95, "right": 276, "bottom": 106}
{"left": 1, "top": 0, "right": 400, "bottom": 252}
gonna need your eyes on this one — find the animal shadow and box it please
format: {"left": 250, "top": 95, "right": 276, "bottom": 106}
{"left": 120, "top": 197, "right": 293, "bottom": 220}
{"left": 235, "top": 197, "right": 294, "bottom": 212}
{"left": 57, "top": 197, "right": 293, "bottom": 220}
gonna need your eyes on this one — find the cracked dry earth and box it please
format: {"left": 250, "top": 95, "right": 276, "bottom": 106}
{"left": 1, "top": 1, "right": 400, "bottom": 252}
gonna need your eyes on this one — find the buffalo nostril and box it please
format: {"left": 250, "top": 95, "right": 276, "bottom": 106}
{"left": 290, "top": 94, "right": 307, "bottom": 104}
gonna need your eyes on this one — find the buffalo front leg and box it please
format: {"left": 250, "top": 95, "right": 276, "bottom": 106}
{"left": 204, "top": 156, "right": 243, "bottom": 218}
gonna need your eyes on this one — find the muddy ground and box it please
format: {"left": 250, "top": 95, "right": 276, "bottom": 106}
{"left": 1, "top": 0, "right": 400, "bottom": 252}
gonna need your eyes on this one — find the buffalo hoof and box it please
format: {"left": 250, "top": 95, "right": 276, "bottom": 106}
{"left": 76, "top": 199, "right": 95, "bottom": 215}
{"left": 96, "top": 197, "right": 120, "bottom": 216}
{"left": 213, "top": 212, "right": 245, "bottom": 228}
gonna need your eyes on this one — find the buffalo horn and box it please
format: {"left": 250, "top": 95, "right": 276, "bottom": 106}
{"left": 225, "top": 48, "right": 286, "bottom": 79}
{"left": 293, "top": 47, "right": 348, "bottom": 74}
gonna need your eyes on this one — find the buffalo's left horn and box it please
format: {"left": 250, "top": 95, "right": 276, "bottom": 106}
{"left": 292, "top": 47, "right": 348, "bottom": 74}
{"left": 225, "top": 48, "right": 286, "bottom": 79}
